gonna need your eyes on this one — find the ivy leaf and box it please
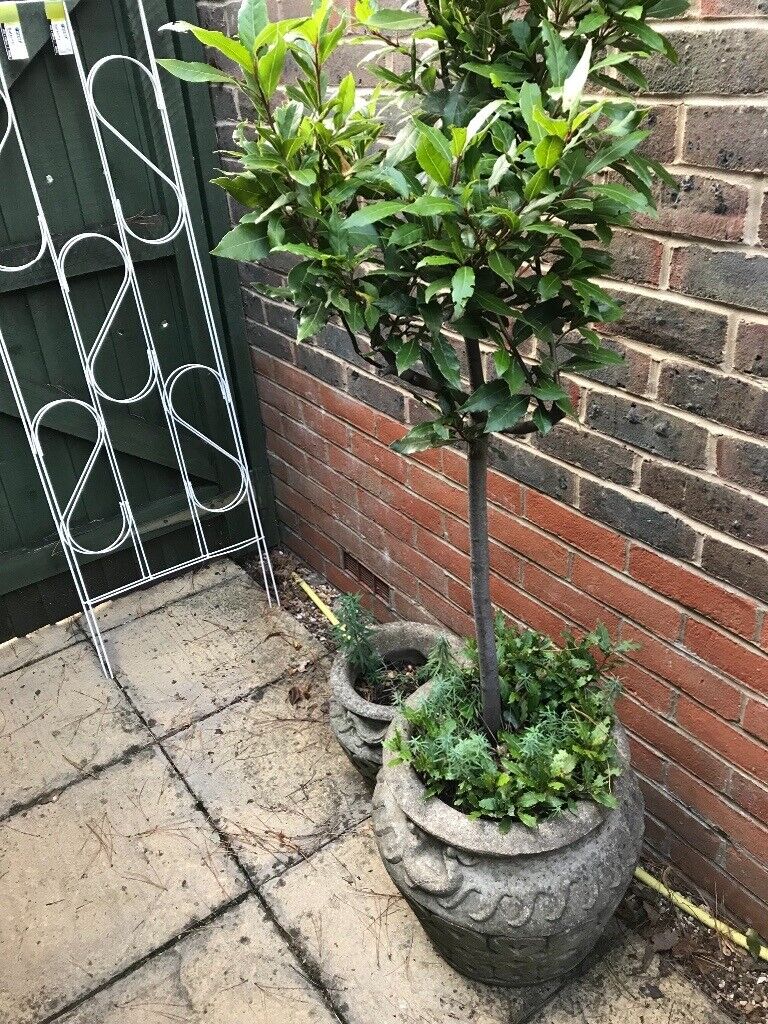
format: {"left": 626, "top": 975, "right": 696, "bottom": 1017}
{"left": 238, "top": 0, "right": 269, "bottom": 53}
{"left": 451, "top": 266, "right": 475, "bottom": 317}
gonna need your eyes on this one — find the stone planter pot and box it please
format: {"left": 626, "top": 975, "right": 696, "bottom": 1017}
{"left": 329, "top": 621, "right": 453, "bottom": 782}
{"left": 372, "top": 689, "right": 644, "bottom": 987}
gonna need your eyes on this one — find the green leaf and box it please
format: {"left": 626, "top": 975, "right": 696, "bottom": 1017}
{"left": 431, "top": 334, "right": 462, "bottom": 388}
{"left": 574, "top": 12, "right": 608, "bottom": 34}
{"left": 462, "top": 380, "right": 509, "bottom": 413}
{"left": 523, "top": 167, "right": 550, "bottom": 200}
{"left": 257, "top": 35, "right": 286, "bottom": 98}
{"left": 297, "top": 306, "right": 326, "bottom": 342}
{"left": 211, "top": 222, "right": 269, "bottom": 261}
{"left": 366, "top": 9, "right": 425, "bottom": 31}
{"left": 465, "top": 99, "right": 506, "bottom": 144}
{"left": 451, "top": 266, "right": 475, "bottom": 317}
{"left": 532, "top": 105, "right": 568, "bottom": 139}
{"left": 344, "top": 200, "right": 405, "bottom": 228}
{"left": 488, "top": 250, "right": 517, "bottom": 287}
{"left": 531, "top": 380, "right": 568, "bottom": 401}
{"left": 534, "top": 135, "right": 564, "bottom": 170}
{"left": 391, "top": 421, "right": 447, "bottom": 454}
{"left": 238, "top": 0, "right": 269, "bottom": 53}
{"left": 541, "top": 22, "right": 573, "bottom": 87}
{"left": 156, "top": 59, "right": 237, "bottom": 85}
{"left": 164, "top": 22, "right": 254, "bottom": 70}
{"left": 407, "top": 196, "right": 456, "bottom": 217}
{"left": 583, "top": 131, "right": 648, "bottom": 177}
{"left": 414, "top": 122, "right": 453, "bottom": 187}
{"left": 592, "top": 182, "right": 650, "bottom": 212}
{"left": 519, "top": 81, "right": 545, "bottom": 144}
{"left": 395, "top": 338, "right": 420, "bottom": 374}
{"left": 486, "top": 395, "right": 529, "bottom": 433}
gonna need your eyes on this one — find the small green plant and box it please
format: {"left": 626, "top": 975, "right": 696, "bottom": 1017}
{"left": 333, "top": 593, "right": 422, "bottom": 703}
{"left": 389, "top": 618, "right": 636, "bottom": 827}
{"left": 333, "top": 593, "right": 387, "bottom": 686}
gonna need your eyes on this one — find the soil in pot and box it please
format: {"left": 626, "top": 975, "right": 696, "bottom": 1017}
{"left": 353, "top": 650, "right": 425, "bottom": 705}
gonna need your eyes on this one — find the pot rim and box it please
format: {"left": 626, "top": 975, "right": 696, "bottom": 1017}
{"left": 378, "top": 683, "right": 633, "bottom": 858}
{"left": 330, "top": 620, "right": 460, "bottom": 722}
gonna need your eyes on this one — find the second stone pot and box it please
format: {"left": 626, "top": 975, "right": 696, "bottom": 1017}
{"left": 329, "top": 620, "right": 452, "bottom": 781}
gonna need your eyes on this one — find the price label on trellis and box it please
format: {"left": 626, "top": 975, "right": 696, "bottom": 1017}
{"left": 45, "top": 1, "right": 73, "bottom": 55}
{"left": 0, "top": 3, "right": 28, "bottom": 61}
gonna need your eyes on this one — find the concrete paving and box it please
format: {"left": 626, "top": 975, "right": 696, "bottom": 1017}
{"left": 0, "top": 559, "right": 731, "bottom": 1024}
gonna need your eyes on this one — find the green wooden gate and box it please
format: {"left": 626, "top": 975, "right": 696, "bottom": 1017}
{"left": 0, "top": 0, "right": 277, "bottom": 641}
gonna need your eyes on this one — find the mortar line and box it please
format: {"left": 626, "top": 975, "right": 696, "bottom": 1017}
{"left": 38, "top": 892, "right": 252, "bottom": 1024}
{"left": 85, "top": 630, "right": 352, "bottom": 1024}
{"left": 0, "top": 646, "right": 326, "bottom": 827}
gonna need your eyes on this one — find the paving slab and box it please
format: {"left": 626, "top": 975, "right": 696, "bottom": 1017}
{"left": 110, "top": 573, "right": 323, "bottom": 736}
{"left": 164, "top": 657, "right": 371, "bottom": 885}
{"left": 0, "top": 747, "right": 246, "bottom": 1024}
{"left": 0, "top": 615, "right": 81, "bottom": 677}
{"left": 532, "top": 924, "right": 730, "bottom": 1024}
{"left": 84, "top": 559, "right": 248, "bottom": 636}
{"left": 0, "top": 641, "right": 151, "bottom": 817}
{"left": 59, "top": 896, "right": 338, "bottom": 1024}
{"left": 262, "top": 821, "right": 561, "bottom": 1024}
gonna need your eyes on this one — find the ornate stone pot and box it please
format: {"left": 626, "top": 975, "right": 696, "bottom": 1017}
{"left": 372, "top": 690, "right": 644, "bottom": 986}
{"left": 329, "top": 621, "right": 453, "bottom": 782}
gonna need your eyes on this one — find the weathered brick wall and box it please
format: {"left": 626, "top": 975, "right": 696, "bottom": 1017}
{"left": 196, "top": 1, "right": 768, "bottom": 931}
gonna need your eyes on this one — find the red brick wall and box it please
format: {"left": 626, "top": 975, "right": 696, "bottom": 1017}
{"left": 196, "top": 0, "right": 768, "bottom": 932}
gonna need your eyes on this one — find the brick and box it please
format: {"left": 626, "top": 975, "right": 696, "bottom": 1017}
{"left": 487, "top": 574, "right": 571, "bottom": 638}
{"left": 490, "top": 439, "right": 579, "bottom": 502}
{"left": 677, "top": 697, "right": 767, "bottom": 779}
{"left": 248, "top": 323, "right": 295, "bottom": 362}
{"left": 734, "top": 322, "right": 768, "bottom": 379}
{"left": 601, "top": 291, "right": 727, "bottom": 365}
{"left": 730, "top": 771, "right": 768, "bottom": 826}
{"left": 523, "top": 563, "right": 621, "bottom": 633}
{"left": 670, "top": 246, "right": 768, "bottom": 315}
{"left": 668, "top": 765, "right": 768, "bottom": 863}
{"left": 317, "top": 323, "right": 372, "bottom": 370}
{"left": 701, "top": 0, "right": 768, "bottom": 12}
{"left": 447, "top": 508, "right": 569, "bottom": 577}
{"left": 637, "top": 173, "right": 750, "bottom": 243}
{"left": 531, "top": 421, "right": 636, "bottom": 486}
{"left": 586, "top": 390, "right": 708, "bottom": 468}
{"left": 296, "top": 345, "right": 345, "bottom": 388}
{"left": 347, "top": 370, "right": 406, "bottom": 420}
{"left": 726, "top": 846, "right": 768, "bottom": 905}
{"left": 407, "top": 463, "right": 466, "bottom": 520}
{"left": 607, "top": 230, "right": 664, "bottom": 286}
{"left": 617, "top": 661, "right": 676, "bottom": 713}
{"left": 622, "top": 623, "right": 743, "bottom": 720}
{"left": 260, "top": 296, "right": 298, "bottom": 338}
{"left": 587, "top": 336, "right": 652, "bottom": 396}
{"left": 717, "top": 436, "right": 768, "bottom": 498}
{"left": 640, "top": 779, "right": 724, "bottom": 859}
{"left": 761, "top": 194, "right": 768, "bottom": 247}
{"left": 658, "top": 361, "right": 768, "bottom": 439}
{"left": 685, "top": 618, "right": 768, "bottom": 694}
{"left": 684, "top": 106, "right": 768, "bottom": 173}
{"left": 348, "top": 431, "right": 407, "bottom": 483}
{"left": 620, "top": 695, "right": 730, "bottom": 790}
{"left": 525, "top": 489, "right": 627, "bottom": 569}
{"left": 573, "top": 556, "right": 682, "bottom": 639}
{"left": 628, "top": 545, "right": 757, "bottom": 639}
{"left": 638, "top": 104, "right": 679, "bottom": 162}
{"left": 743, "top": 698, "right": 768, "bottom": 743}
{"left": 701, "top": 536, "right": 768, "bottom": 603}
{"left": 580, "top": 480, "right": 698, "bottom": 559}
{"left": 645, "top": 30, "right": 768, "bottom": 96}
{"left": 628, "top": 734, "right": 667, "bottom": 783}
{"left": 641, "top": 462, "right": 768, "bottom": 548}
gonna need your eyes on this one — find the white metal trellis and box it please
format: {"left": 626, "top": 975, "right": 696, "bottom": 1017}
{"left": 0, "top": 0, "right": 278, "bottom": 678}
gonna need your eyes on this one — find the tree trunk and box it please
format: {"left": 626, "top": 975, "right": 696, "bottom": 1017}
{"left": 467, "top": 435, "right": 503, "bottom": 738}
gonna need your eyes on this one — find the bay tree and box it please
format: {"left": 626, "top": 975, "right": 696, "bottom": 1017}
{"left": 159, "top": 0, "right": 684, "bottom": 738}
